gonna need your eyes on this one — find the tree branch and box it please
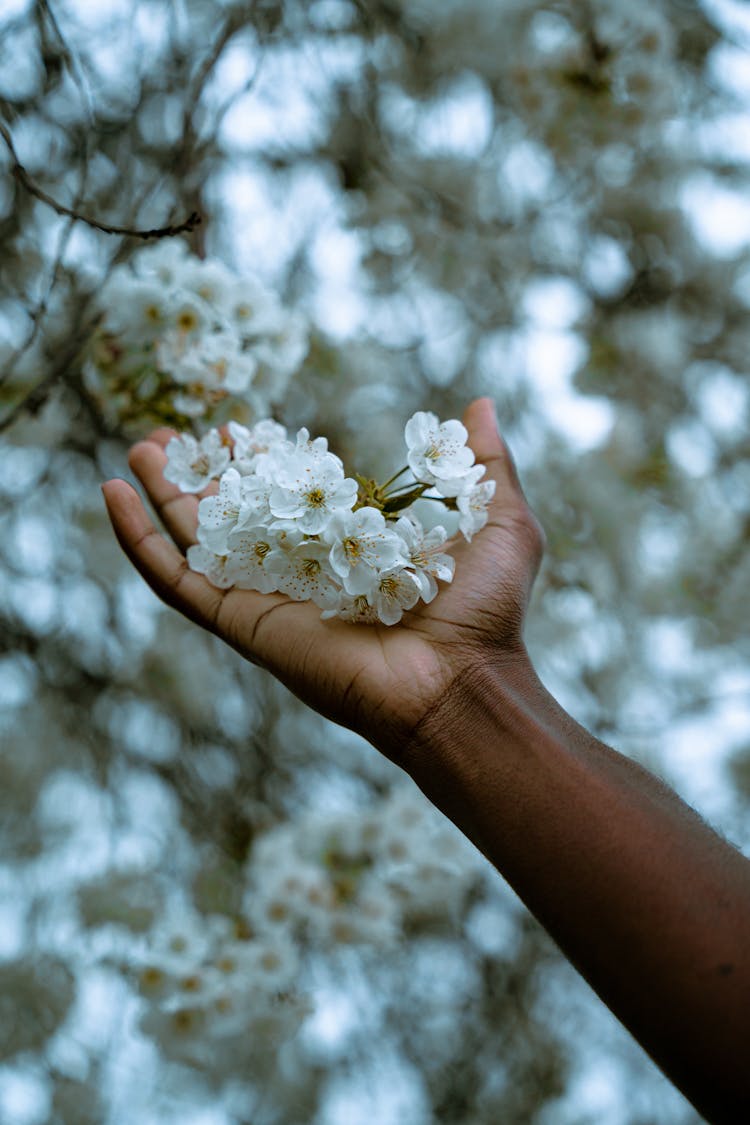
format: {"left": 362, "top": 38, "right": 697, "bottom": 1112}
{"left": 0, "top": 306, "right": 100, "bottom": 434}
{"left": 0, "top": 120, "right": 201, "bottom": 240}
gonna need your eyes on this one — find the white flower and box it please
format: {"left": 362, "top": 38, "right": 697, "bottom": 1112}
{"left": 168, "top": 332, "right": 257, "bottom": 395}
{"left": 139, "top": 1003, "right": 208, "bottom": 1059}
{"left": 404, "top": 411, "right": 475, "bottom": 488}
{"left": 180, "top": 258, "right": 235, "bottom": 308}
{"left": 457, "top": 479, "right": 496, "bottom": 541}
{"left": 196, "top": 468, "right": 251, "bottom": 554}
{"left": 201, "top": 931, "right": 300, "bottom": 996}
{"left": 164, "top": 431, "right": 230, "bottom": 492}
{"left": 155, "top": 328, "right": 189, "bottom": 377}
{"left": 132, "top": 238, "right": 190, "bottom": 285}
{"left": 159, "top": 330, "right": 257, "bottom": 417}
{"left": 264, "top": 538, "right": 341, "bottom": 609}
{"left": 321, "top": 593, "right": 380, "bottom": 624}
{"left": 269, "top": 451, "right": 357, "bottom": 535}
{"left": 186, "top": 544, "right": 234, "bottom": 588}
{"left": 292, "top": 426, "right": 337, "bottom": 465}
{"left": 230, "top": 279, "right": 284, "bottom": 335}
{"left": 368, "top": 566, "right": 421, "bottom": 625}
{"left": 229, "top": 418, "right": 288, "bottom": 474}
{"left": 171, "top": 393, "right": 206, "bottom": 418}
{"left": 235, "top": 472, "right": 276, "bottom": 525}
{"left": 238, "top": 936, "right": 299, "bottom": 993}
{"left": 169, "top": 293, "right": 211, "bottom": 337}
{"left": 208, "top": 335, "right": 257, "bottom": 395}
{"left": 325, "top": 506, "right": 406, "bottom": 596}
{"left": 394, "top": 516, "right": 455, "bottom": 602}
{"left": 101, "top": 275, "right": 169, "bottom": 340}
{"left": 224, "top": 526, "right": 283, "bottom": 593}
{"left": 431, "top": 461, "right": 486, "bottom": 498}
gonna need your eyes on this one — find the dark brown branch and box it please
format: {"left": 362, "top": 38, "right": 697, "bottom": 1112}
{"left": 0, "top": 121, "right": 201, "bottom": 240}
{"left": 0, "top": 305, "right": 101, "bottom": 434}
{"left": 36, "top": 0, "right": 95, "bottom": 124}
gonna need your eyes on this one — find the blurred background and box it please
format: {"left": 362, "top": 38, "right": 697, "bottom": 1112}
{"left": 1, "top": 0, "right": 750, "bottom": 1121}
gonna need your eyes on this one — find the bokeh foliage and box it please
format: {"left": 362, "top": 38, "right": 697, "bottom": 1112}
{"left": 1, "top": 1, "right": 749, "bottom": 1122}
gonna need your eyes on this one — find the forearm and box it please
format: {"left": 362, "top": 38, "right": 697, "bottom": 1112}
{"left": 398, "top": 655, "right": 750, "bottom": 1123}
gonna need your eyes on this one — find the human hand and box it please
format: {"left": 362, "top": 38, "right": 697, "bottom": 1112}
{"left": 102, "top": 399, "right": 544, "bottom": 762}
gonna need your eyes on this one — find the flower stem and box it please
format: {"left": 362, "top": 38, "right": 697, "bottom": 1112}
{"left": 382, "top": 482, "right": 436, "bottom": 514}
{"left": 380, "top": 465, "right": 410, "bottom": 492}
{"left": 415, "top": 494, "right": 457, "bottom": 507}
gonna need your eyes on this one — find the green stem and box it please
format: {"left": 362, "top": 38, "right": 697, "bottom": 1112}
{"left": 380, "top": 465, "right": 410, "bottom": 492}
{"left": 415, "top": 494, "right": 457, "bottom": 509}
{"left": 381, "top": 483, "right": 432, "bottom": 514}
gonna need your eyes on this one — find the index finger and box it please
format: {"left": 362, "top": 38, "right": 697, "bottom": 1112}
{"left": 128, "top": 429, "right": 214, "bottom": 553}
{"left": 102, "top": 477, "right": 229, "bottom": 631}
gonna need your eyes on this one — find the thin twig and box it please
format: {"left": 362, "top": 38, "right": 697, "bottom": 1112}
{"left": 0, "top": 2, "right": 96, "bottom": 389}
{"left": 0, "top": 306, "right": 100, "bottom": 434}
{"left": 214, "top": 54, "right": 266, "bottom": 132}
{"left": 36, "top": 0, "right": 95, "bottom": 125}
{"left": 0, "top": 121, "right": 201, "bottom": 239}
{"left": 0, "top": 211, "right": 78, "bottom": 389}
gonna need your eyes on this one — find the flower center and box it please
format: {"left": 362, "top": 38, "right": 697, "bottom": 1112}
{"left": 343, "top": 536, "right": 362, "bottom": 562}
{"left": 178, "top": 310, "right": 199, "bottom": 332}
{"left": 301, "top": 558, "right": 321, "bottom": 578}
{"left": 254, "top": 541, "right": 270, "bottom": 560}
{"left": 425, "top": 441, "right": 441, "bottom": 461}
{"left": 172, "top": 1009, "right": 199, "bottom": 1034}
{"left": 305, "top": 487, "right": 326, "bottom": 508}
{"left": 190, "top": 453, "right": 210, "bottom": 474}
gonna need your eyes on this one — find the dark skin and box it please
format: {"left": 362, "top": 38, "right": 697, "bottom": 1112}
{"left": 103, "top": 398, "right": 750, "bottom": 1123}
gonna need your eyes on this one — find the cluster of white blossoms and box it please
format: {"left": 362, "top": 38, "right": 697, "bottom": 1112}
{"left": 84, "top": 241, "right": 308, "bottom": 427}
{"left": 244, "top": 785, "right": 483, "bottom": 946}
{"left": 164, "top": 410, "right": 496, "bottom": 624}
{"left": 123, "top": 785, "right": 481, "bottom": 1071}
{"left": 131, "top": 912, "right": 308, "bottom": 1071}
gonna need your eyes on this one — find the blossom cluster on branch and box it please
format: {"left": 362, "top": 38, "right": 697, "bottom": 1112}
{"left": 164, "top": 411, "right": 495, "bottom": 624}
{"left": 84, "top": 242, "right": 308, "bottom": 428}
{"left": 115, "top": 785, "right": 481, "bottom": 1072}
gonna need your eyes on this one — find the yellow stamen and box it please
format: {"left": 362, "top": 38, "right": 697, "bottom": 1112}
{"left": 190, "top": 453, "right": 210, "bottom": 474}
{"left": 344, "top": 536, "right": 361, "bottom": 561}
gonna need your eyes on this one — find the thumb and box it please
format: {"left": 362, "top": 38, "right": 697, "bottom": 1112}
{"left": 462, "top": 397, "right": 528, "bottom": 511}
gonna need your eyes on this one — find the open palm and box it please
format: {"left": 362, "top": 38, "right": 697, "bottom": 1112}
{"left": 103, "top": 399, "right": 544, "bottom": 761}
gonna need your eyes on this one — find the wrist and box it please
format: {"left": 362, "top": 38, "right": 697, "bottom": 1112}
{"left": 396, "top": 647, "right": 550, "bottom": 815}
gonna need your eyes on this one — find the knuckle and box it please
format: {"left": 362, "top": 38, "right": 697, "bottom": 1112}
{"left": 516, "top": 508, "right": 546, "bottom": 561}
{"left": 528, "top": 514, "right": 547, "bottom": 559}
